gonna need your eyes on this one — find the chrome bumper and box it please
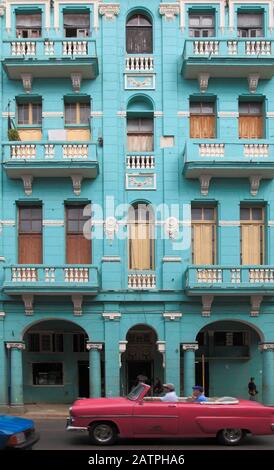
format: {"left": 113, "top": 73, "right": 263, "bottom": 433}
{"left": 66, "top": 417, "right": 87, "bottom": 432}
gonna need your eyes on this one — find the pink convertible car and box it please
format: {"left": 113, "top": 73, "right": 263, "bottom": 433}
{"left": 66, "top": 383, "right": 274, "bottom": 446}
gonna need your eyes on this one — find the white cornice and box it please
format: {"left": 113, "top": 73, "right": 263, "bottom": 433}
{"left": 42, "top": 220, "right": 64, "bottom": 226}
{"left": 42, "top": 112, "right": 64, "bottom": 117}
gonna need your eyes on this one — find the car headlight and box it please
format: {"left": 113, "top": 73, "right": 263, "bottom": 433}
{"left": 7, "top": 432, "right": 27, "bottom": 446}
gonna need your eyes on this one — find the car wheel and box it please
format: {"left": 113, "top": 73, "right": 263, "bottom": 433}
{"left": 89, "top": 422, "right": 118, "bottom": 446}
{"left": 217, "top": 428, "right": 245, "bottom": 446}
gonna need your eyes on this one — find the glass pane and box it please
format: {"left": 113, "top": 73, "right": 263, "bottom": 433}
{"left": 20, "top": 208, "right": 31, "bottom": 220}
{"left": 127, "top": 118, "right": 139, "bottom": 132}
{"left": 31, "top": 220, "right": 42, "bottom": 232}
{"left": 31, "top": 208, "right": 42, "bottom": 219}
{"left": 191, "top": 208, "right": 203, "bottom": 220}
{"left": 190, "top": 103, "right": 201, "bottom": 114}
{"left": 140, "top": 118, "right": 153, "bottom": 131}
{"left": 126, "top": 27, "right": 152, "bottom": 53}
{"left": 201, "top": 16, "right": 214, "bottom": 27}
{"left": 18, "top": 104, "right": 29, "bottom": 125}
{"left": 204, "top": 208, "right": 215, "bottom": 220}
{"left": 63, "top": 13, "right": 90, "bottom": 28}
{"left": 252, "top": 208, "right": 263, "bottom": 221}
{"left": 20, "top": 220, "right": 31, "bottom": 232}
{"left": 249, "top": 103, "right": 262, "bottom": 115}
{"left": 32, "top": 104, "right": 42, "bottom": 125}
{"left": 127, "top": 14, "right": 151, "bottom": 27}
{"left": 68, "top": 220, "right": 79, "bottom": 232}
{"left": 239, "top": 103, "right": 249, "bottom": 114}
{"left": 240, "top": 208, "right": 250, "bottom": 220}
{"left": 65, "top": 103, "right": 77, "bottom": 124}
{"left": 16, "top": 14, "right": 42, "bottom": 27}
{"left": 202, "top": 103, "right": 214, "bottom": 114}
{"left": 67, "top": 207, "right": 81, "bottom": 219}
{"left": 214, "top": 332, "right": 226, "bottom": 346}
{"left": 238, "top": 13, "right": 263, "bottom": 28}
{"left": 189, "top": 15, "right": 200, "bottom": 27}
{"left": 80, "top": 103, "right": 90, "bottom": 124}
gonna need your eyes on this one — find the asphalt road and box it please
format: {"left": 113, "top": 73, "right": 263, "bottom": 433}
{"left": 33, "top": 419, "right": 274, "bottom": 450}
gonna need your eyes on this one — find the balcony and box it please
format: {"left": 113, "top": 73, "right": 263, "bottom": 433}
{"left": 124, "top": 55, "right": 155, "bottom": 90}
{"left": 186, "top": 265, "right": 274, "bottom": 316}
{"left": 183, "top": 140, "right": 274, "bottom": 195}
{"left": 182, "top": 39, "right": 274, "bottom": 80}
{"left": 3, "top": 265, "right": 99, "bottom": 315}
{"left": 128, "top": 272, "right": 156, "bottom": 289}
{"left": 126, "top": 153, "right": 155, "bottom": 170}
{"left": 2, "top": 141, "right": 98, "bottom": 195}
{"left": 2, "top": 39, "right": 98, "bottom": 79}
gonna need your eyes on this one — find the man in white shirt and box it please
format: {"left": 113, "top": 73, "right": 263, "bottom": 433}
{"left": 160, "top": 383, "right": 179, "bottom": 402}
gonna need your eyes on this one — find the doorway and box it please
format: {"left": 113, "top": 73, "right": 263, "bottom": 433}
{"left": 78, "top": 361, "right": 89, "bottom": 398}
{"left": 127, "top": 361, "right": 153, "bottom": 391}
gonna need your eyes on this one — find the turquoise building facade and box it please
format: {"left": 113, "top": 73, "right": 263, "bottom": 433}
{"left": 0, "top": 0, "right": 274, "bottom": 406}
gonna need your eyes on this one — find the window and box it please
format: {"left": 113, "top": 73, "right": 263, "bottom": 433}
{"left": 196, "top": 332, "right": 206, "bottom": 346}
{"left": 32, "top": 363, "right": 63, "bottom": 385}
{"left": 237, "top": 12, "right": 263, "bottom": 38}
{"left": 63, "top": 13, "right": 90, "bottom": 38}
{"left": 214, "top": 332, "right": 248, "bottom": 346}
{"left": 18, "top": 206, "right": 42, "bottom": 264}
{"left": 190, "top": 102, "right": 216, "bottom": 138}
{"left": 16, "top": 13, "right": 42, "bottom": 38}
{"left": 191, "top": 207, "right": 216, "bottom": 264}
{"left": 239, "top": 102, "right": 263, "bottom": 139}
{"left": 126, "top": 14, "right": 152, "bottom": 54}
{"left": 17, "top": 102, "right": 42, "bottom": 126}
{"left": 240, "top": 207, "right": 264, "bottom": 265}
{"left": 127, "top": 118, "right": 154, "bottom": 152}
{"left": 189, "top": 13, "right": 215, "bottom": 38}
{"left": 28, "top": 333, "right": 64, "bottom": 352}
{"left": 128, "top": 204, "right": 155, "bottom": 270}
{"left": 64, "top": 102, "right": 90, "bottom": 125}
{"left": 66, "top": 205, "right": 91, "bottom": 264}
{"left": 73, "top": 333, "right": 87, "bottom": 352}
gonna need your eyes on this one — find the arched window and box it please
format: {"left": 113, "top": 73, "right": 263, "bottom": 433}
{"left": 126, "top": 14, "right": 152, "bottom": 54}
{"left": 128, "top": 203, "right": 155, "bottom": 270}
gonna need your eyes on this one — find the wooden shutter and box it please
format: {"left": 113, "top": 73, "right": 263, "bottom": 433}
{"left": 129, "top": 206, "right": 154, "bottom": 270}
{"left": 18, "top": 206, "right": 42, "bottom": 264}
{"left": 241, "top": 224, "right": 262, "bottom": 265}
{"left": 66, "top": 206, "right": 91, "bottom": 264}
{"left": 192, "top": 224, "right": 215, "bottom": 264}
{"left": 190, "top": 115, "right": 215, "bottom": 138}
{"left": 239, "top": 116, "right": 263, "bottom": 139}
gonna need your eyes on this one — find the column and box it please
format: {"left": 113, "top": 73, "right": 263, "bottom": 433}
{"left": 259, "top": 343, "right": 274, "bottom": 406}
{"left": 0, "top": 312, "right": 7, "bottom": 404}
{"left": 182, "top": 343, "right": 199, "bottom": 397}
{"left": 6, "top": 342, "right": 25, "bottom": 406}
{"left": 102, "top": 312, "right": 121, "bottom": 397}
{"left": 162, "top": 313, "right": 182, "bottom": 393}
{"left": 86, "top": 342, "right": 103, "bottom": 398}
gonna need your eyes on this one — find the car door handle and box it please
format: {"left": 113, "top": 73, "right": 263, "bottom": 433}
{"left": 168, "top": 404, "right": 177, "bottom": 407}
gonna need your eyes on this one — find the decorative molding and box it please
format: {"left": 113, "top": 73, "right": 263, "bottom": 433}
{"left": 6, "top": 342, "right": 26, "bottom": 350}
{"left": 71, "top": 175, "right": 83, "bottom": 196}
{"left": 126, "top": 173, "right": 156, "bottom": 190}
{"left": 0, "top": 311, "right": 6, "bottom": 320}
{"left": 248, "top": 74, "right": 260, "bottom": 94}
{"left": 229, "top": 0, "right": 273, "bottom": 31}
{"left": 21, "top": 74, "right": 32, "bottom": 94}
{"left": 125, "top": 74, "right": 155, "bottom": 90}
{"left": 159, "top": 3, "right": 180, "bottom": 21}
{"left": 71, "top": 73, "right": 82, "bottom": 93}
{"left": 250, "top": 295, "right": 263, "bottom": 317}
{"left": 0, "top": 4, "right": 5, "bottom": 16}
{"left": 53, "top": 0, "right": 99, "bottom": 32}
{"left": 163, "top": 312, "right": 182, "bottom": 321}
{"left": 22, "top": 294, "right": 34, "bottom": 316}
{"left": 104, "top": 217, "right": 118, "bottom": 242}
{"left": 99, "top": 3, "right": 120, "bottom": 21}
{"left": 72, "top": 295, "right": 83, "bottom": 316}
{"left": 199, "top": 73, "right": 210, "bottom": 93}
{"left": 182, "top": 343, "right": 199, "bottom": 352}
{"left": 249, "top": 175, "right": 261, "bottom": 196}
{"left": 42, "top": 220, "right": 64, "bottom": 227}
{"left": 22, "top": 175, "right": 33, "bottom": 196}
{"left": 0, "top": 257, "right": 5, "bottom": 262}
{"left": 117, "top": 111, "right": 127, "bottom": 117}
{"left": 268, "top": 221, "right": 274, "bottom": 226}
{"left": 202, "top": 295, "right": 214, "bottom": 317}
{"left": 266, "top": 112, "right": 274, "bottom": 118}
{"left": 102, "top": 312, "right": 121, "bottom": 320}
{"left": 199, "top": 175, "right": 211, "bottom": 196}
{"left": 90, "top": 111, "right": 103, "bottom": 117}
{"left": 0, "top": 220, "right": 16, "bottom": 226}
{"left": 86, "top": 342, "right": 103, "bottom": 351}
{"left": 156, "top": 341, "right": 166, "bottom": 368}
{"left": 219, "top": 220, "right": 240, "bottom": 227}
{"left": 164, "top": 217, "right": 179, "bottom": 240}
{"left": 154, "top": 111, "right": 164, "bottom": 117}
{"left": 2, "top": 112, "right": 15, "bottom": 118}
{"left": 119, "top": 340, "right": 128, "bottom": 367}
{"left": 5, "top": 1, "right": 50, "bottom": 31}
{"left": 259, "top": 343, "right": 274, "bottom": 352}
{"left": 162, "top": 256, "right": 182, "bottom": 262}
{"left": 179, "top": 0, "right": 225, "bottom": 31}
{"left": 102, "top": 256, "right": 121, "bottom": 262}
{"left": 218, "top": 111, "right": 239, "bottom": 118}
{"left": 178, "top": 111, "right": 190, "bottom": 117}
{"left": 42, "top": 112, "right": 64, "bottom": 118}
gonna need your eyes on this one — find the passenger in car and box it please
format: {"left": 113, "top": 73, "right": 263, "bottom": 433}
{"left": 160, "top": 383, "right": 179, "bottom": 402}
{"left": 187, "top": 385, "right": 208, "bottom": 403}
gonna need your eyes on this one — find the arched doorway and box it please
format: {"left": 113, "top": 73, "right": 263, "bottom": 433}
{"left": 195, "top": 320, "right": 263, "bottom": 399}
{"left": 122, "top": 324, "right": 163, "bottom": 394}
{"left": 22, "top": 319, "right": 91, "bottom": 403}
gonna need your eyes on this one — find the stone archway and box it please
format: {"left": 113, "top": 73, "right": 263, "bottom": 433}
{"left": 122, "top": 324, "right": 163, "bottom": 394}
{"left": 22, "top": 319, "right": 91, "bottom": 404}
{"left": 195, "top": 320, "right": 263, "bottom": 399}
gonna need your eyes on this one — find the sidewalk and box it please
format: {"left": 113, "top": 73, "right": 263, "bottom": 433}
{"left": 0, "top": 404, "right": 69, "bottom": 419}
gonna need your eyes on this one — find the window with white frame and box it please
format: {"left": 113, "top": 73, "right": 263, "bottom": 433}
{"left": 189, "top": 12, "right": 215, "bottom": 38}
{"left": 237, "top": 12, "right": 263, "bottom": 38}
{"left": 16, "top": 13, "right": 42, "bottom": 38}
{"left": 63, "top": 13, "right": 90, "bottom": 38}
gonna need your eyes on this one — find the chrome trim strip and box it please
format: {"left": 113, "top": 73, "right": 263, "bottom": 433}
{"left": 78, "top": 415, "right": 178, "bottom": 419}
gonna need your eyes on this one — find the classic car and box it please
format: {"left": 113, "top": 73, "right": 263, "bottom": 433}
{"left": 66, "top": 383, "right": 274, "bottom": 446}
{"left": 0, "top": 415, "right": 39, "bottom": 450}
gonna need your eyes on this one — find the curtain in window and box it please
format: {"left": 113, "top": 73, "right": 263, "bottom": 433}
{"left": 16, "top": 14, "right": 41, "bottom": 27}
{"left": 237, "top": 13, "right": 263, "bottom": 27}
{"left": 63, "top": 14, "right": 90, "bottom": 27}
{"left": 129, "top": 206, "right": 154, "bottom": 270}
{"left": 127, "top": 134, "right": 153, "bottom": 152}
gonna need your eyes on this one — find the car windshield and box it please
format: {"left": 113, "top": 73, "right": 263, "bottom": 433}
{"left": 127, "top": 383, "right": 146, "bottom": 401}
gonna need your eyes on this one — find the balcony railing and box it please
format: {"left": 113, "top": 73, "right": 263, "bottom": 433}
{"left": 182, "top": 39, "right": 274, "bottom": 78}
{"left": 3, "top": 142, "right": 96, "bottom": 161}
{"left": 4, "top": 38, "right": 97, "bottom": 58}
{"left": 125, "top": 56, "right": 154, "bottom": 72}
{"left": 126, "top": 153, "right": 155, "bottom": 169}
{"left": 186, "top": 265, "right": 274, "bottom": 295}
{"left": 3, "top": 265, "right": 99, "bottom": 294}
{"left": 128, "top": 272, "right": 156, "bottom": 289}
